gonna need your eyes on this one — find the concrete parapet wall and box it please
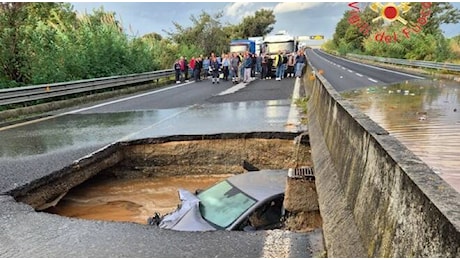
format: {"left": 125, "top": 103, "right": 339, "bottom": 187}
{"left": 303, "top": 62, "right": 460, "bottom": 257}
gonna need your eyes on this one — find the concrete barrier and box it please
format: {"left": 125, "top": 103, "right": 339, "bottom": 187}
{"left": 303, "top": 61, "right": 460, "bottom": 257}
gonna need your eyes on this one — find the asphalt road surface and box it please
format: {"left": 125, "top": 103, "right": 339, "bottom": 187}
{"left": 306, "top": 49, "right": 424, "bottom": 92}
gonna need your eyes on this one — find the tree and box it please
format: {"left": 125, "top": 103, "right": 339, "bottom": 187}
{"left": 332, "top": 10, "right": 352, "bottom": 48}
{"left": 163, "top": 9, "right": 277, "bottom": 56}
{"left": 332, "top": 7, "right": 380, "bottom": 53}
{"left": 163, "top": 11, "right": 226, "bottom": 56}
{"left": 449, "top": 35, "right": 460, "bottom": 61}
{"left": 0, "top": 3, "right": 161, "bottom": 87}
{"left": 330, "top": 2, "right": 460, "bottom": 61}
{"left": 403, "top": 2, "right": 460, "bottom": 35}
{"left": 143, "top": 32, "right": 163, "bottom": 41}
{"left": 233, "top": 9, "right": 276, "bottom": 38}
{"left": 0, "top": 3, "right": 29, "bottom": 84}
{"left": 361, "top": 3, "right": 460, "bottom": 61}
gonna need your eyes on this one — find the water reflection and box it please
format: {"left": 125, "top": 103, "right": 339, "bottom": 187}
{"left": 129, "top": 100, "right": 293, "bottom": 139}
{"left": 0, "top": 110, "right": 179, "bottom": 158}
{"left": 342, "top": 79, "right": 460, "bottom": 193}
{"left": 0, "top": 100, "right": 295, "bottom": 158}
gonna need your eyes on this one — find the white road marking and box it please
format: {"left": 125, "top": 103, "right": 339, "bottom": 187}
{"left": 0, "top": 115, "right": 58, "bottom": 131}
{"left": 63, "top": 81, "right": 194, "bottom": 114}
{"left": 315, "top": 49, "right": 425, "bottom": 79}
{"left": 217, "top": 77, "right": 257, "bottom": 96}
{"left": 348, "top": 69, "right": 353, "bottom": 73}
{"left": 285, "top": 77, "right": 301, "bottom": 131}
{"left": 217, "top": 82, "right": 246, "bottom": 96}
{"left": 356, "top": 73, "right": 363, "bottom": 77}
{"left": 368, "top": 78, "right": 378, "bottom": 83}
{"left": 262, "top": 230, "right": 292, "bottom": 258}
{"left": 0, "top": 81, "right": 194, "bottom": 131}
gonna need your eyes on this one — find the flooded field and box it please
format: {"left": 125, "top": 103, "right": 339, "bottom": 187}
{"left": 342, "top": 78, "right": 460, "bottom": 193}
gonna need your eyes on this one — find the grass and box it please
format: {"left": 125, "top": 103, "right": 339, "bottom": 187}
{"left": 294, "top": 96, "right": 309, "bottom": 125}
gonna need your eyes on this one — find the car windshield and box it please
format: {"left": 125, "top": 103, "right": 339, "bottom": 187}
{"left": 197, "top": 180, "right": 256, "bottom": 229}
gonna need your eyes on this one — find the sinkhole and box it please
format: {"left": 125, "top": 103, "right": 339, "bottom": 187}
{"left": 10, "top": 132, "right": 321, "bottom": 232}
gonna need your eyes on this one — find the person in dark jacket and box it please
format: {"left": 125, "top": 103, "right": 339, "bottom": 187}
{"left": 209, "top": 53, "right": 220, "bottom": 84}
{"left": 261, "top": 54, "right": 268, "bottom": 80}
{"left": 295, "top": 50, "right": 306, "bottom": 78}
{"left": 266, "top": 57, "right": 273, "bottom": 79}
{"left": 194, "top": 56, "right": 202, "bottom": 81}
{"left": 174, "top": 59, "right": 181, "bottom": 84}
{"left": 184, "top": 57, "right": 189, "bottom": 82}
{"left": 250, "top": 53, "right": 256, "bottom": 78}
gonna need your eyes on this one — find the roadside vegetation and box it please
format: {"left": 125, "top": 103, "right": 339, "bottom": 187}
{"left": 0, "top": 3, "right": 276, "bottom": 89}
{"left": 295, "top": 97, "right": 309, "bottom": 125}
{"left": 322, "top": 2, "right": 460, "bottom": 63}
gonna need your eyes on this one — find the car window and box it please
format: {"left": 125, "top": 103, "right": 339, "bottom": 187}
{"left": 248, "top": 196, "right": 284, "bottom": 230}
{"left": 197, "top": 180, "right": 256, "bottom": 229}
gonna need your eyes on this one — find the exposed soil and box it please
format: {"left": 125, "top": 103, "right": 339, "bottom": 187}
{"left": 108, "top": 138, "right": 312, "bottom": 179}
{"left": 284, "top": 178, "right": 322, "bottom": 231}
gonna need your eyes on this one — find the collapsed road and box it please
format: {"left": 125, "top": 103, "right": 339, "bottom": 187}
{"left": 1, "top": 77, "right": 326, "bottom": 257}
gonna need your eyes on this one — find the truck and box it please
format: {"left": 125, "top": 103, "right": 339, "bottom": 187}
{"left": 263, "top": 31, "right": 297, "bottom": 72}
{"left": 229, "top": 39, "right": 256, "bottom": 54}
{"left": 263, "top": 31, "right": 297, "bottom": 58}
{"left": 248, "top": 36, "right": 265, "bottom": 55}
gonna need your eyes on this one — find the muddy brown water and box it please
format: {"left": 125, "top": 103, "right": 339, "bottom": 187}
{"left": 342, "top": 79, "right": 460, "bottom": 193}
{"left": 46, "top": 173, "right": 322, "bottom": 231}
{"left": 46, "top": 174, "right": 232, "bottom": 224}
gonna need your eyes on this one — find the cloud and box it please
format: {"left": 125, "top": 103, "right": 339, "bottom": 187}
{"left": 273, "top": 2, "right": 323, "bottom": 14}
{"left": 225, "top": 2, "right": 254, "bottom": 17}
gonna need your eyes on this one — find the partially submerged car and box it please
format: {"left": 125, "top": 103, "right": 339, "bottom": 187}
{"left": 149, "top": 169, "right": 288, "bottom": 231}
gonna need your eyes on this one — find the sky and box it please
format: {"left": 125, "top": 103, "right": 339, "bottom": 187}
{"left": 69, "top": 1, "right": 460, "bottom": 40}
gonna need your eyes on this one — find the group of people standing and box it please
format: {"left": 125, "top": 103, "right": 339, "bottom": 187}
{"left": 173, "top": 56, "right": 203, "bottom": 83}
{"left": 173, "top": 48, "right": 307, "bottom": 85}
{"left": 272, "top": 49, "right": 307, "bottom": 81}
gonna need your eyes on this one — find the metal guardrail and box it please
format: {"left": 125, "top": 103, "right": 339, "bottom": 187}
{"left": 0, "top": 69, "right": 175, "bottom": 106}
{"left": 347, "top": 53, "right": 460, "bottom": 72}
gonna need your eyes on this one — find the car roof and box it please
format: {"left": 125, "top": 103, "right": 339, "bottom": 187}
{"left": 226, "top": 170, "right": 287, "bottom": 201}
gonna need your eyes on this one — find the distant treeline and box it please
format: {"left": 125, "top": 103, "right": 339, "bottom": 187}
{"left": 0, "top": 3, "right": 277, "bottom": 89}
